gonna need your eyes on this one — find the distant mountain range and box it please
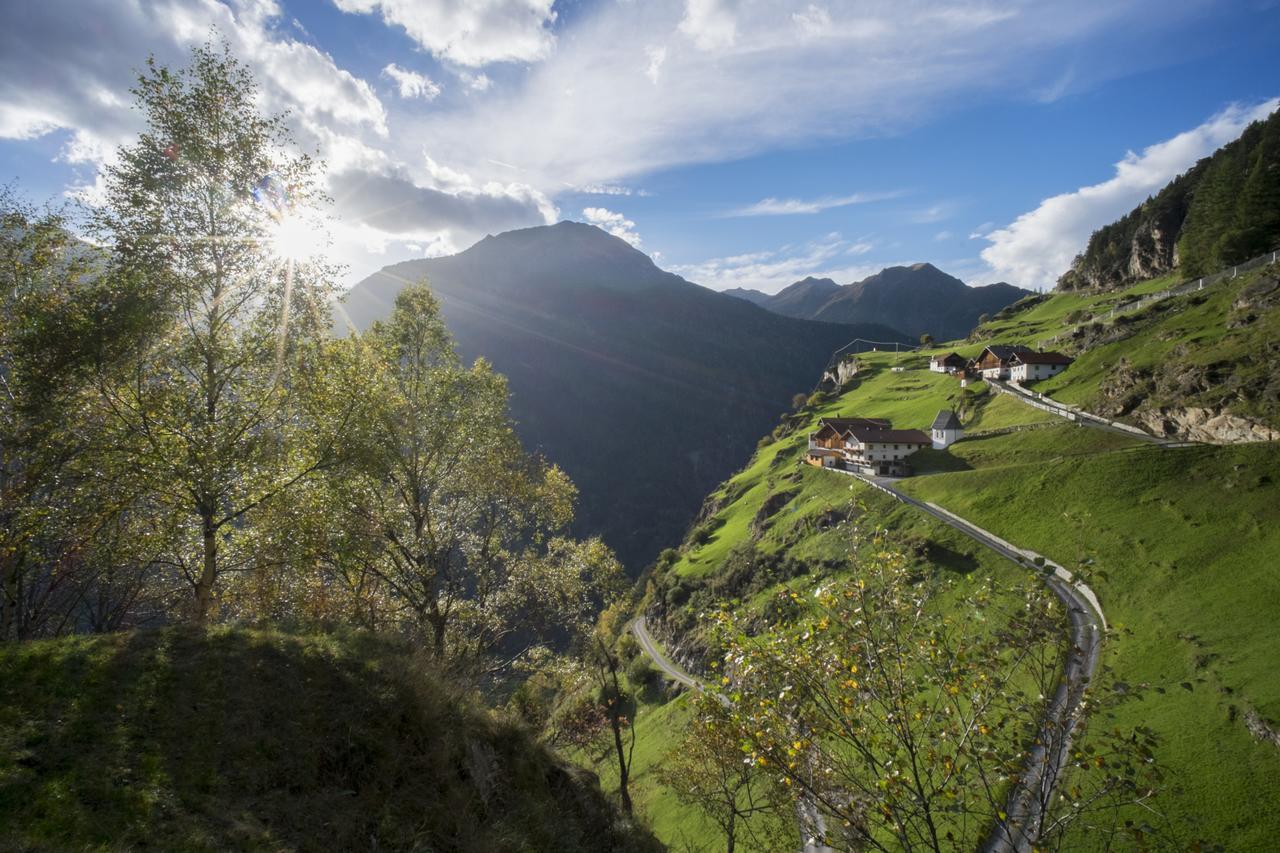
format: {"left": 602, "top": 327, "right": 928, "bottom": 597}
{"left": 725, "top": 263, "right": 1030, "bottom": 341}
{"left": 339, "top": 222, "right": 909, "bottom": 572}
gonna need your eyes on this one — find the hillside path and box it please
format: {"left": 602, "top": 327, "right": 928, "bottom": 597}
{"left": 850, "top": 471, "right": 1105, "bottom": 852}
{"left": 630, "top": 618, "right": 833, "bottom": 853}
{"left": 987, "top": 378, "right": 1189, "bottom": 447}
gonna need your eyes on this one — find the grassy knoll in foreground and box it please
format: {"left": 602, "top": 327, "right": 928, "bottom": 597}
{"left": 902, "top": 441, "right": 1280, "bottom": 847}
{"left": 0, "top": 628, "right": 659, "bottom": 853}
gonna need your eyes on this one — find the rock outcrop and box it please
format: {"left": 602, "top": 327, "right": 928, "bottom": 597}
{"left": 1138, "top": 406, "right": 1280, "bottom": 444}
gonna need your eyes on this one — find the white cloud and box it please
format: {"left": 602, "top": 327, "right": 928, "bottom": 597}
{"left": 672, "top": 233, "right": 888, "bottom": 293}
{"left": 679, "top": 0, "right": 737, "bottom": 51}
{"left": 0, "top": 0, "right": 559, "bottom": 286}
{"left": 577, "top": 183, "right": 648, "bottom": 197}
{"left": 458, "top": 71, "right": 493, "bottom": 92}
{"left": 0, "top": 0, "right": 388, "bottom": 167}
{"left": 582, "top": 207, "right": 643, "bottom": 247}
{"left": 421, "top": 0, "right": 1161, "bottom": 194}
{"left": 792, "top": 4, "right": 832, "bottom": 35}
{"left": 332, "top": 0, "right": 557, "bottom": 67}
{"left": 980, "top": 98, "right": 1280, "bottom": 289}
{"left": 910, "top": 203, "right": 954, "bottom": 224}
{"left": 381, "top": 63, "right": 441, "bottom": 100}
{"left": 724, "top": 190, "right": 902, "bottom": 217}
{"left": 934, "top": 230, "right": 952, "bottom": 241}
{"left": 645, "top": 45, "right": 667, "bottom": 84}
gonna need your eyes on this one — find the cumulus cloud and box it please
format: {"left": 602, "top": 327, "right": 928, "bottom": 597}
{"left": 724, "top": 190, "right": 902, "bottom": 217}
{"left": 0, "top": 0, "right": 387, "bottom": 165}
{"left": 980, "top": 98, "right": 1280, "bottom": 289}
{"left": 332, "top": 0, "right": 557, "bottom": 67}
{"left": 582, "top": 207, "right": 643, "bottom": 247}
{"left": 332, "top": 166, "right": 555, "bottom": 238}
{"left": 381, "top": 63, "right": 441, "bottom": 100}
{"left": 671, "top": 233, "right": 887, "bottom": 293}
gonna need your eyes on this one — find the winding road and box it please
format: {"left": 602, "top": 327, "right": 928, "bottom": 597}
{"left": 987, "top": 378, "right": 1189, "bottom": 448}
{"left": 632, "top": 470, "right": 1108, "bottom": 852}
{"left": 630, "top": 617, "right": 833, "bottom": 852}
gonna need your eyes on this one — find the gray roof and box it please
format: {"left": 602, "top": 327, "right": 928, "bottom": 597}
{"left": 931, "top": 410, "right": 962, "bottom": 431}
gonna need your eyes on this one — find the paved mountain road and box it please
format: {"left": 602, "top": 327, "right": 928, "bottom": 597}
{"left": 631, "top": 468, "right": 1108, "bottom": 852}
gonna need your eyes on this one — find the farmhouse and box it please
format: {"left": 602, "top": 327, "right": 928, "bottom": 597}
{"left": 931, "top": 410, "right": 963, "bottom": 449}
{"left": 806, "top": 416, "right": 930, "bottom": 476}
{"left": 974, "top": 344, "right": 1035, "bottom": 380}
{"left": 1009, "top": 350, "right": 1074, "bottom": 383}
{"left": 929, "top": 352, "right": 967, "bottom": 374}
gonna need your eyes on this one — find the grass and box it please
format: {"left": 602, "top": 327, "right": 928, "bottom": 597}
{"left": 627, "top": 262, "right": 1280, "bottom": 848}
{"left": 900, "top": 441, "right": 1280, "bottom": 847}
{"left": 0, "top": 627, "right": 660, "bottom": 853}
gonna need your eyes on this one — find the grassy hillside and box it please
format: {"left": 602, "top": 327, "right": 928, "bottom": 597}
{"left": 570, "top": 351, "right": 1079, "bottom": 849}
{"left": 900, "top": 441, "right": 1280, "bottom": 848}
{"left": 977, "top": 262, "right": 1280, "bottom": 437}
{"left": 606, "top": 284, "right": 1280, "bottom": 848}
{"left": 0, "top": 628, "right": 659, "bottom": 853}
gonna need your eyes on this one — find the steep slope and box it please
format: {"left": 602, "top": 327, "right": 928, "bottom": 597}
{"left": 340, "top": 222, "right": 909, "bottom": 572}
{"left": 808, "top": 263, "right": 1029, "bottom": 340}
{"left": 622, "top": 261, "right": 1280, "bottom": 846}
{"left": 0, "top": 628, "right": 659, "bottom": 853}
{"left": 978, "top": 260, "right": 1280, "bottom": 442}
{"left": 1058, "top": 106, "right": 1280, "bottom": 291}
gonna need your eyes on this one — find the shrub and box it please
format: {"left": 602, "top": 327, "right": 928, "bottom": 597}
{"left": 627, "top": 656, "right": 659, "bottom": 689}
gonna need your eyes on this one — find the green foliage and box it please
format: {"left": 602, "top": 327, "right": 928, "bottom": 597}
{"left": 0, "top": 628, "right": 660, "bottom": 852}
{"left": 1063, "top": 109, "right": 1280, "bottom": 290}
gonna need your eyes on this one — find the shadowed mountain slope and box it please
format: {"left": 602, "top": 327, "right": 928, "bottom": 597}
{"left": 340, "top": 222, "right": 909, "bottom": 571}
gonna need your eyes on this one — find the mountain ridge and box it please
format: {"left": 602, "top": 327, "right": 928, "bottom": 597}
{"left": 725, "top": 262, "right": 1030, "bottom": 340}
{"left": 340, "top": 221, "right": 911, "bottom": 572}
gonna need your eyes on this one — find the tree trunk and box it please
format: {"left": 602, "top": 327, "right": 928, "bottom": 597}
{"left": 611, "top": 713, "right": 633, "bottom": 815}
{"left": 726, "top": 811, "right": 735, "bottom": 853}
{"left": 195, "top": 513, "right": 217, "bottom": 623}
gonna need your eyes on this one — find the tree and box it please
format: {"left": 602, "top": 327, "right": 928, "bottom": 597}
{"left": 658, "top": 694, "right": 794, "bottom": 853}
{"left": 587, "top": 609, "right": 639, "bottom": 816}
{"left": 919, "top": 334, "right": 935, "bottom": 348}
{"left": 89, "top": 43, "right": 345, "bottom": 622}
{"left": 317, "top": 283, "right": 624, "bottom": 673}
{"left": 0, "top": 190, "right": 160, "bottom": 640}
{"left": 711, "top": 535, "right": 1167, "bottom": 851}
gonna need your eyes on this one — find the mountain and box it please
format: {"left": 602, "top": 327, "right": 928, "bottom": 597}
{"left": 730, "top": 263, "right": 1030, "bottom": 341}
{"left": 721, "top": 286, "right": 771, "bottom": 306}
{"left": 340, "top": 222, "right": 910, "bottom": 572}
{"left": 1059, "top": 106, "right": 1280, "bottom": 291}
{"left": 757, "top": 276, "right": 843, "bottom": 317}
{"left": 0, "top": 628, "right": 659, "bottom": 851}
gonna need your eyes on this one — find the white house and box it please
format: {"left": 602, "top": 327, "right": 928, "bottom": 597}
{"left": 929, "top": 353, "right": 967, "bottom": 374}
{"left": 842, "top": 426, "right": 931, "bottom": 476}
{"left": 931, "top": 410, "right": 963, "bottom": 449}
{"left": 1008, "top": 351, "right": 1074, "bottom": 383}
{"left": 975, "top": 344, "right": 1035, "bottom": 380}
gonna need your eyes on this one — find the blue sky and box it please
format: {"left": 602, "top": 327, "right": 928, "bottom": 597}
{"left": 1, "top": 0, "right": 1277, "bottom": 291}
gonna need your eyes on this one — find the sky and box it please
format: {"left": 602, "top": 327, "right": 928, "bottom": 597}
{"left": 0, "top": 0, "right": 1277, "bottom": 293}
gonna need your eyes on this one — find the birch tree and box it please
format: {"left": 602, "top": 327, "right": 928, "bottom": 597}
{"left": 90, "top": 43, "right": 344, "bottom": 622}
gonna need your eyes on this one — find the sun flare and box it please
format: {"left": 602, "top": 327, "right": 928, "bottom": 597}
{"left": 269, "top": 214, "right": 323, "bottom": 262}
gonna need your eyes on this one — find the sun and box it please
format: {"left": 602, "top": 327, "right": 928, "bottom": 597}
{"left": 269, "top": 214, "right": 324, "bottom": 262}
